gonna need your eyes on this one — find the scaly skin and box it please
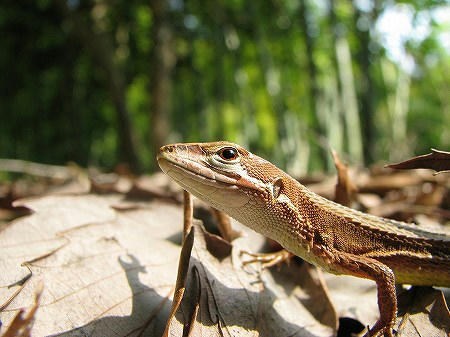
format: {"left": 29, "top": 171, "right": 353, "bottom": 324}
{"left": 157, "top": 141, "right": 450, "bottom": 337}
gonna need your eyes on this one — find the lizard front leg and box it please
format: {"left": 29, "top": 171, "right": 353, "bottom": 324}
{"left": 330, "top": 252, "right": 397, "bottom": 337}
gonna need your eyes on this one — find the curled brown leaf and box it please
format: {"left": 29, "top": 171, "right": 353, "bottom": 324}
{"left": 386, "top": 149, "right": 450, "bottom": 175}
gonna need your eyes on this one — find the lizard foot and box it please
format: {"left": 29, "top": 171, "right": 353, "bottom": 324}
{"left": 240, "top": 249, "right": 293, "bottom": 269}
{"left": 363, "top": 320, "right": 394, "bottom": 337}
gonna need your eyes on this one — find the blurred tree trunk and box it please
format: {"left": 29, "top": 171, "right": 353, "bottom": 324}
{"left": 336, "top": 38, "right": 363, "bottom": 164}
{"left": 149, "top": 0, "right": 174, "bottom": 167}
{"left": 390, "top": 66, "right": 411, "bottom": 161}
{"left": 326, "top": 1, "right": 345, "bottom": 171}
{"left": 328, "top": 0, "right": 363, "bottom": 165}
{"left": 247, "top": 1, "right": 287, "bottom": 168}
{"left": 352, "top": 2, "right": 382, "bottom": 165}
{"left": 63, "top": 46, "right": 82, "bottom": 164}
{"left": 55, "top": 0, "right": 141, "bottom": 173}
{"left": 298, "top": 0, "right": 327, "bottom": 170}
{"left": 210, "top": 1, "right": 226, "bottom": 140}
{"left": 392, "top": 69, "right": 410, "bottom": 149}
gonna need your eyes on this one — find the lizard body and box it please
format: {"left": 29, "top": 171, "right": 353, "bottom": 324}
{"left": 157, "top": 141, "right": 450, "bottom": 337}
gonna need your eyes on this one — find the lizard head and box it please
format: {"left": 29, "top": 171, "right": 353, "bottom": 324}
{"left": 157, "top": 142, "right": 287, "bottom": 209}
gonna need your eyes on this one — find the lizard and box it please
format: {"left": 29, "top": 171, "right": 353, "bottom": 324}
{"left": 156, "top": 141, "right": 450, "bottom": 337}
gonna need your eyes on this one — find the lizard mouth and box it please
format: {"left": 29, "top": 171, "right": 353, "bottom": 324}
{"left": 157, "top": 152, "right": 238, "bottom": 189}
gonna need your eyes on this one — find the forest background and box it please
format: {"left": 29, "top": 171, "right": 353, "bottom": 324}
{"left": 1, "top": 0, "right": 449, "bottom": 176}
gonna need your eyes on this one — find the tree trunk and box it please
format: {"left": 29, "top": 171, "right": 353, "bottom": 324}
{"left": 149, "top": 0, "right": 175, "bottom": 168}
{"left": 55, "top": 0, "right": 141, "bottom": 173}
{"left": 391, "top": 68, "right": 411, "bottom": 161}
{"left": 328, "top": 0, "right": 363, "bottom": 165}
{"left": 299, "top": 0, "right": 328, "bottom": 170}
{"left": 352, "top": 2, "right": 382, "bottom": 165}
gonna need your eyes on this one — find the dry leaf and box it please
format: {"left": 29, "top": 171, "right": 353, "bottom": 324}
{"left": 2, "top": 282, "right": 43, "bottom": 337}
{"left": 324, "top": 274, "right": 379, "bottom": 332}
{"left": 324, "top": 276, "right": 450, "bottom": 336}
{"left": 395, "top": 286, "right": 450, "bottom": 337}
{"left": 210, "top": 209, "right": 242, "bottom": 242}
{"left": 331, "top": 149, "right": 357, "bottom": 207}
{"left": 386, "top": 149, "right": 450, "bottom": 175}
{"left": 0, "top": 194, "right": 183, "bottom": 336}
{"left": 359, "top": 172, "right": 424, "bottom": 194}
{"left": 1, "top": 179, "right": 448, "bottom": 336}
{"left": 126, "top": 173, "right": 183, "bottom": 203}
{"left": 165, "top": 221, "right": 336, "bottom": 337}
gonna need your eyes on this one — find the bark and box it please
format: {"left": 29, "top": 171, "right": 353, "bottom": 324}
{"left": 55, "top": 0, "right": 141, "bottom": 173}
{"left": 149, "top": 0, "right": 175, "bottom": 167}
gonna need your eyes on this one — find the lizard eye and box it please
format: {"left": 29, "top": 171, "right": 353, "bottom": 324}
{"left": 217, "top": 147, "right": 238, "bottom": 161}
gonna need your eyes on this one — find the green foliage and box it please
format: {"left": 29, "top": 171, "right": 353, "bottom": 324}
{"left": 0, "top": 0, "right": 448, "bottom": 174}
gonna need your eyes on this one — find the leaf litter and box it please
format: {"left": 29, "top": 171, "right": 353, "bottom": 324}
{"left": 0, "top": 155, "right": 448, "bottom": 336}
